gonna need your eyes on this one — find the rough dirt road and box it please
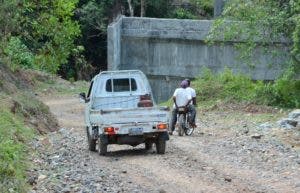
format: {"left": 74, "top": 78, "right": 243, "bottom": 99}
{"left": 30, "top": 95, "right": 300, "bottom": 193}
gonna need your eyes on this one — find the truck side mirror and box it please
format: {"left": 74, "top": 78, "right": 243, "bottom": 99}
{"left": 79, "top": 92, "right": 86, "bottom": 103}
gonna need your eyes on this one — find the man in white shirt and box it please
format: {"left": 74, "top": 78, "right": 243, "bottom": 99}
{"left": 185, "top": 79, "right": 197, "bottom": 128}
{"left": 169, "top": 80, "right": 192, "bottom": 135}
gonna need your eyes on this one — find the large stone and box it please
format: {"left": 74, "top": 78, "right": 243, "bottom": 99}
{"left": 277, "top": 118, "right": 298, "bottom": 129}
{"left": 288, "top": 109, "right": 300, "bottom": 119}
{"left": 37, "top": 174, "right": 47, "bottom": 181}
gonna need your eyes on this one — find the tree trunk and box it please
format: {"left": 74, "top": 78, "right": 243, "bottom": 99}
{"left": 127, "top": 0, "right": 134, "bottom": 16}
{"left": 141, "top": 0, "right": 145, "bottom": 17}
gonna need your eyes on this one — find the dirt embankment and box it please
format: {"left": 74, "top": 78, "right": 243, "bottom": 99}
{"left": 0, "top": 65, "right": 58, "bottom": 133}
{"left": 29, "top": 95, "right": 300, "bottom": 193}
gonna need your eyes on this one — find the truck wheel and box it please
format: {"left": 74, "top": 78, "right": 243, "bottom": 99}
{"left": 145, "top": 141, "right": 153, "bottom": 150}
{"left": 156, "top": 138, "right": 166, "bottom": 154}
{"left": 98, "top": 138, "right": 107, "bottom": 156}
{"left": 86, "top": 127, "right": 96, "bottom": 151}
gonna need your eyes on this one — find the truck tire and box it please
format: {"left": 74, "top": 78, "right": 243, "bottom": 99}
{"left": 86, "top": 127, "right": 96, "bottom": 151}
{"left": 156, "top": 138, "right": 166, "bottom": 154}
{"left": 98, "top": 138, "right": 107, "bottom": 156}
{"left": 145, "top": 141, "right": 153, "bottom": 150}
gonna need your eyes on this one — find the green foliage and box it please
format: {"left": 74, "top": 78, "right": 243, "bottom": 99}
{"left": 142, "top": 0, "right": 172, "bottom": 18}
{"left": 4, "top": 37, "right": 35, "bottom": 71}
{"left": 0, "top": 0, "right": 81, "bottom": 74}
{"left": 167, "top": 0, "right": 213, "bottom": 19}
{"left": 170, "top": 8, "right": 197, "bottom": 19}
{"left": 291, "top": 0, "right": 300, "bottom": 65}
{"left": 207, "top": 0, "right": 300, "bottom": 70}
{"left": 0, "top": 106, "right": 34, "bottom": 193}
{"left": 254, "top": 67, "right": 300, "bottom": 108}
{"left": 0, "top": 0, "right": 22, "bottom": 40}
{"left": 194, "top": 68, "right": 255, "bottom": 102}
{"left": 190, "top": 0, "right": 214, "bottom": 18}
{"left": 75, "top": 0, "right": 114, "bottom": 75}
{"left": 194, "top": 68, "right": 300, "bottom": 108}
{"left": 22, "top": 0, "right": 81, "bottom": 73}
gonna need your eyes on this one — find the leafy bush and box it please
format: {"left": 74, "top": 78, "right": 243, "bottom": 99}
{"left": 194, "top": 68, "right": 255, "bottom": 101}
{"left": 254, "top": 68, "right": 300, "bottom": 108}
{"left": 194, "top": 68, "right": 300, "bottom": 108}
{"left": 170, "top": 8, "right": 197, "bottom": 19}
{"left": 4, "top": 37, "right": 34, "bottom": 71}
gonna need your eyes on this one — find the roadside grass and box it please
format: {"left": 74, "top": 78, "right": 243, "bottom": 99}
{"left": 159, "top": 97, "right": 172, "bottom": 108}
{"left": 12, "top": 92, "right": 50, "bottom": 114}
{"left": 35, "top": 77, "right": 88, "bottom": 96}
{"left": 0, "top": 66, "right": 60, "bottom": 192}
{"left": 193, "top": 67, "right": 300, "bottom": 109}
{"left": 220, "top": 111, "right": 284, "bottom": 125}
{"left": 0, "top": 94, "right": 35, "bottom": 193}
{"left": 245, "top": 112, "right": 282, "bottom": 123}
{"left": 0, "top": 82, "right": 56, "bottom": 192}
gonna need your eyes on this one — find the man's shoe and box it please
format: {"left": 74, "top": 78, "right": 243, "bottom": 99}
{"left": 169, "top": 131, "right": 173, "bottom": 135}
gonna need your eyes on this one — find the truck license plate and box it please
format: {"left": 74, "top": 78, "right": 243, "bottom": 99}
{"left": 129, "top": 128, "right": 143, "bottom": 136}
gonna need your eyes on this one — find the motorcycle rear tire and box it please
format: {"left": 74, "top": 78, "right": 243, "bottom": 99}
{"left": 178, "top": 114, "right": 185, "bottom": 136}
{"left": 184, "top": 126, "right": 194, "bottom": 136}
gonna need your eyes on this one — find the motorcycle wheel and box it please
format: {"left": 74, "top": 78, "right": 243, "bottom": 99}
{"left": 178, "top": 114, "right": 185, "bottom": 136}
{"left": 184, "top": 125, "right": 194, "bottom": 136}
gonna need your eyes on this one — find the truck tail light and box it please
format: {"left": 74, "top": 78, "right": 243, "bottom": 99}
{"left": 104, "top": 127, "right": 116, "bottom": 135}
{"left": 157, "top": 123, "right": 168, "bottom": 130}
{"left": 138, "top": 94, "right": 153, "bottom": 107}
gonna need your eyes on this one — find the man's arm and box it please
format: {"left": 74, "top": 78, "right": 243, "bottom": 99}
{"left": 173, "top": 96, "right": 178, "bottom": 108}
{"left": 192, "top": 88, "right": 197, "bottom": 106}
{"left": 192, "top": 97, "right": 197, "bottom": 106}
{"left": 185, "top": 98, "right": 192, "bottom": 107}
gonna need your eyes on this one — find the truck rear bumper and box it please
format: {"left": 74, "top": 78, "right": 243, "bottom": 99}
{"left": 100, "top": 132, "right": 169, "bottom": 146}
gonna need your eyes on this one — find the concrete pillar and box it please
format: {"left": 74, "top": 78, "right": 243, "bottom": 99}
{"left": 214, "top": 0, "right": 226, "bottom": 17}
{"left": 107, "top": 16, "right": 122, "bottom": 70}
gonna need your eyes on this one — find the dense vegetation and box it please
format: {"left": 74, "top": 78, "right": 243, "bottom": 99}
{"left": 203, "top": 0, "right": 300, "bottom": 108}
{"left": 0, "top": 0, "right": 214, "bottom": 80}
{"left": 208, "top": 0, "right": 300, "bottom": 72}
{"left": 193, "top": 68, "right": 300, "bottom": 109}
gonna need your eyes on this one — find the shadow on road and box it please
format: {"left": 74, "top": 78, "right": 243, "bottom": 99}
{"left": 97, "top": 148, "right": 161, "bottom": 157}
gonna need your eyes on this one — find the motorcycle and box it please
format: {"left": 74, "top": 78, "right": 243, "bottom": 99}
{"left": 177, "top": 106, "right": 194, "bottom": 136}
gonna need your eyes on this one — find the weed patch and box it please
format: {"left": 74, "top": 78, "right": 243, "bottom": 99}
{"left": 193, "top": 68, "right": 300, "bottom": 108}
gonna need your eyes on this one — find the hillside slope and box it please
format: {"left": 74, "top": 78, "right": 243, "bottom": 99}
{"left": 0, "top": 63, "right": 58, "bottom": 192}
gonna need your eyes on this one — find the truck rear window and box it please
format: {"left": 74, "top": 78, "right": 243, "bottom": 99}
{"left": 106, "top": 78, "right": 137, "bottom": 92}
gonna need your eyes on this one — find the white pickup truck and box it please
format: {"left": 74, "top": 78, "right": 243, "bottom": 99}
{"left": 80, "top": 70, "right": 169, "bottom": 155}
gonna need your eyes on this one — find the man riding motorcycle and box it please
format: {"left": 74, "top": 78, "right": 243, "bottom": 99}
{"left": 169, "top": 80, "right": 192, "bottom": 135}
{"left": 185, "top": 79, "right": 197, "bottom": 128}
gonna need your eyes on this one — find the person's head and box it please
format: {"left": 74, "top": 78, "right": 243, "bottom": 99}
{"left": 180, "top": 80, "right": 188, "bottom": 89}
{"left": 185, "top": 79, "right": 191, "bottom": 87}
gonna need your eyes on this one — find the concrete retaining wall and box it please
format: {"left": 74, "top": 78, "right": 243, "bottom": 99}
{"left": 107, "top": 16, "right": 290, "bottom": 102}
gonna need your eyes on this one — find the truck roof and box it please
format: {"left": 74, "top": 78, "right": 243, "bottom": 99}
{"left": 93, "top": 70, "right": 146, "bottom": 81}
